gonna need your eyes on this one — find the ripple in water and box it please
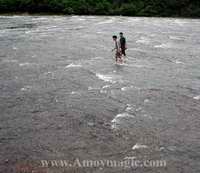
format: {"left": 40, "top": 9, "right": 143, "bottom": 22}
{"left": 121, "top": 86, "right": 134, "bottom": 91}
{"left": 111, "top": 112, "right": 135, "bottom": 129}
{"left": 136, "top": 37, "right": 150, "bottom": 44}
{"left": 96, "top": 73, "right": 117, "bottom": 84}
{"left": 102, "top": 85, "right": 111, "bottom": 89}
{"left": 193, "top": 95, "right": 200, "bottom": 100}
{"left": 21, "top": 85, "right": 32, "bottom": 92}
{"left": 19, "top": 62, "right": 35, "bottom": 67}
{"left": 154, "top": 43, "right": 173, "bottom": 49}
{"left": 132, "top": 143, "right": 148, "bottom": 150}
{"left": 71, "top": 91, "right": 80, "bottom": 95}
{"left": 88, "top": 86, "right": 100, "bottom": 91}
{"left": 125, "top": 104, "right": 137, "bottom": 114}
{"left": 96, "top": 19, "right": 115, "bottom": 25}
{"left": 65, "top": 63, "right": 82, "bottom": 68}
{"left": 174, "top": 60, "right": 184, "bottom": 64}
{"left": 169, "top": 36, "right": 184, "bottom": 41}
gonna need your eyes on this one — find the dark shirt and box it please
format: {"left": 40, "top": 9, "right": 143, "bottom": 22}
{"left": 120, "top": 36, "right": 126, "bottom": 49}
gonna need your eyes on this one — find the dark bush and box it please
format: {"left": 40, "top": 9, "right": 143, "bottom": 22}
{"left": 0, "top": 0, "right": 199, "bottom": 17}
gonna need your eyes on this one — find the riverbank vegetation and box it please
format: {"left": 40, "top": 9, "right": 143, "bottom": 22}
{"left": 0, "top": 0, "right": 199, "bottom": 17}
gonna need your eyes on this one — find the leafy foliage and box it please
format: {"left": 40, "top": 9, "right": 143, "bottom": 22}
{"left": 0, "top": 0, "right": 199, "bottom": 17}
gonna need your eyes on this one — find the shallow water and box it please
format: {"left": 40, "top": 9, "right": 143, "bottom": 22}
{"left": 0, "top": 15, "right": 200, "bottom": 173}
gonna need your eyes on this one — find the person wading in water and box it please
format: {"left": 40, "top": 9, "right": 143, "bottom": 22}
{"left": 112, "top": 35, "right": 122, "bottom": 63}
{"left": 119, "top": 32, "right": 127, "bottom": 58}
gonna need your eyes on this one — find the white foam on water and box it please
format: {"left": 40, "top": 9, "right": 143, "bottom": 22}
{"left": 96, "top": 31, "right": 104, "bottom": 34}
{"left": 19, "top": 62, "right": 35, "bottom": 67}
{"left": 126, "top": 105, "right": 133, "bottom": 111}
{"left": 54, "top": 96, "right": 59, "bottom": 103}
{"left": 136, "top": 37, "right": 150, "bottom": 44}
{"left": 65, "top": 63, "right": 82, "bottom": 68}
{"left": 154, "top": 43, "right": 173, "bottom": 49}
{"left": 125, "top": 104, "right": 136, "bottom": 113}
{"left": 174, "top": 60, "right": 184, "bottom": 64}
{"left": 21, "top": 88, "right": 27, "bottom": 91}
{"left": 43, "top": 26, "right": 64, "bottom": 32}
{"left": 25, "top": 31, "right": 32, "bottom": 34}
{"left": 144, "top": 99, "right": 150, "bottom": 103}
{"left": 100, "top": 90, "right": 107, "bottom": 94}
{"left": 116, "top": 62, "right": 126, "bottom": 66}
{"left": 45, "top": 71, "right": 53, "bottom": 75}
{"left": 88, "top": 86, "right": 100, "bottom": 91}
{"left": 159, "top": 147, "right": 165, "bottom": 151}
{"left": 32, "top": 17, "right": 48, "bottom": 21}
{"left": 124, "top": 156, "right": 137, "bottom": 160}
{"left": 111, "top": 113, "right": 134, "bottom": 123}
{"left": 193, "top": 95, "right": 200, "bottom": 100}
{"left": 96, "top": 19, "right": 115, "bottom": 25}
{"left": 44, "top": 72, "right": 55, "bottom": 78}
{"left": 111, "top": 113, "right": 134, "bottom": 129}
{"left": 174, "top": 19, "right": 187, "bottom": 26}
{"left": 121, "top": 86, "right": 134, "bottom": 91}
{"left": 132, "top": 143, "right": 148, "bottom": 150}
{"left": 12, "top": 46, "right": 18, "bottom": 50}
{"left": 5, "top": 15, "right": 21, "bottom": 18}
{"left": 71, "top": 91, "right": 80, "bottom": 95}
{"left": 102, "top": 85, "right": 111, "bottom": 89}
{"left": 21, "top": 85, "right": 32, "bottom": 92}
{"left": 93, "top": 56, "right": 104, "bottom": 60}
{"left": 169, "top": 36, "right": 183, "bottom": 40}
{"left": 88, "top": 87, "right": 94, "bottom": 90}
{"left": 120, "top": 63, "right": 145, "bottom": 68}
{"left": 167, "top": 146, "right": 177, "bottom": 151}
{"left": 71, "top": 15, "right": 79, "bottom": 18}
{"left": 96, "top": 73, "right": 116, "bottom": 84}
{"left": 135, "top": 107, "right": 143, "bottom": 112}
{"left": 78, "top": 18, "right": 86, "bottom": 21}
{"left": 111, "top": 123, "right": 117, "bottom": 129}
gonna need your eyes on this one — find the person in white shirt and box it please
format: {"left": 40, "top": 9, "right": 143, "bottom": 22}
{"left": 112, "top": 35, "right": 122, "bottom": 63}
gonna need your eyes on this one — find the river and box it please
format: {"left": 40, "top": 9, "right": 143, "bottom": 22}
{"left": 0, "top": 15, "right": 200, "bottom": 173}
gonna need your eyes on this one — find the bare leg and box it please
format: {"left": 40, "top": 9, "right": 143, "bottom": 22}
{"left": 115, "top": 54, "right": 118, "bottom": 63}
{"left": 119, "top": 53, "right": 123, "bottom": 63}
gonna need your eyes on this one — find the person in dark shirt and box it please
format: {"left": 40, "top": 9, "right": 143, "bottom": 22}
{"left": 119, "top": 32, "right": 127, "bottom": 57}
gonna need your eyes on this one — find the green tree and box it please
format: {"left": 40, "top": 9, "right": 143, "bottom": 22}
{"left": 0, "top": 0, "right": 199, "bottom": 17}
